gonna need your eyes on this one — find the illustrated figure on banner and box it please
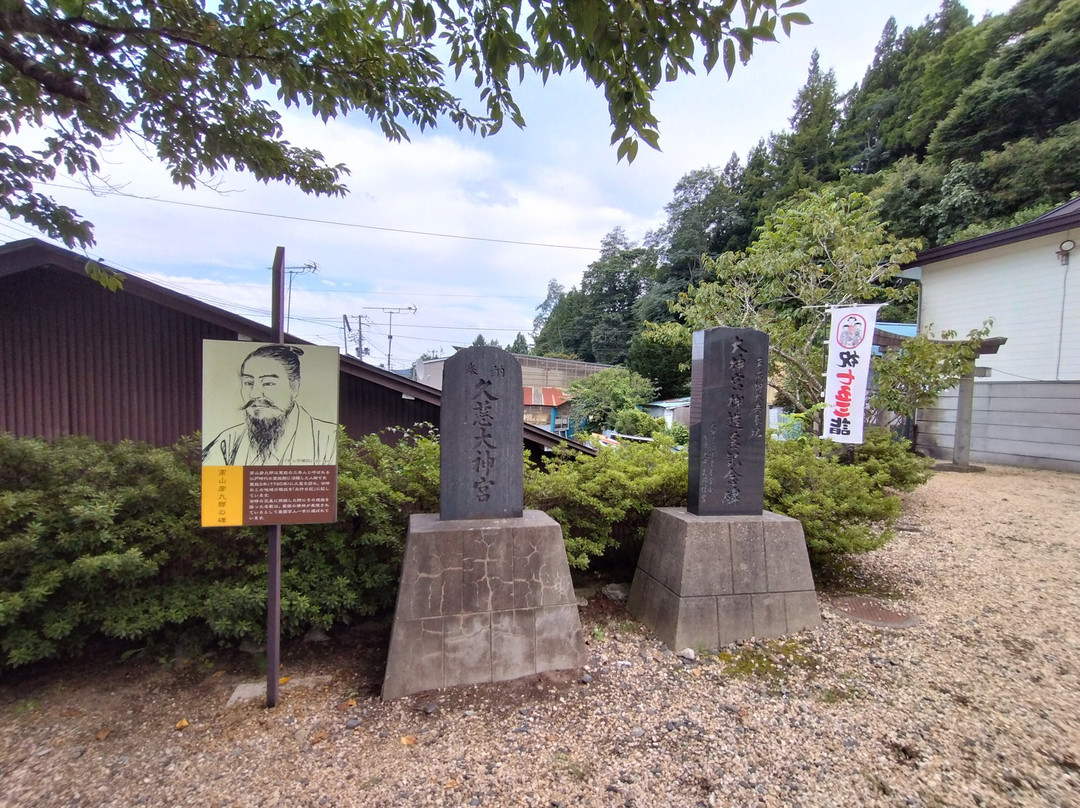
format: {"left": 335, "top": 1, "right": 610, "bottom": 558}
{"left": 202, "top": 344, "right": 337, "bottom": 466}
{"left": 836, "top": 314, "right": 866, "bottom": 349}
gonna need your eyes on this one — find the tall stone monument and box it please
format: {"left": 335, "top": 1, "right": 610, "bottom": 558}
{"left": 628, "top": 328, "right": 820, "bottom": 652}
{"left": 382, "top": 347, "right": 584, "bottom": 700}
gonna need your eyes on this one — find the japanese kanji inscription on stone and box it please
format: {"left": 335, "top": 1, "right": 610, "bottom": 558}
{"left": 440, "top": 346, "right": 524, "bottom": 520}
{"left": 688, "top": 327, "right": 769, "bottom": 516}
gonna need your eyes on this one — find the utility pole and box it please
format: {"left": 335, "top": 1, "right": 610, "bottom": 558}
{"left": 341, "top": 314, "right": 351, "bottom": 356}
{"left": 361, "top": 305, "right": 416, "bottom": 370}
{"left": 282, "top": 261, "right": 317, "bottom": 331}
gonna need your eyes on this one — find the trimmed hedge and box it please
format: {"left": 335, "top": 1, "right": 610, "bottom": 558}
{"left": 0, "top": 426, "right": 929, "bottom": 667}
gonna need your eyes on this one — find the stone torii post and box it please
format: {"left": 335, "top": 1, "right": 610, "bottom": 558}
{"left": 937, "top": 336, "right": 1007, "bottom": 471}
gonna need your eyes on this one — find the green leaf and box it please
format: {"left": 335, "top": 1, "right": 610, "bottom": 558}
{"left": 723, "top": 39, "right": 737, "bottom": 77}
{"left": 84, "top": 261, "right": 125, "bottom": 292}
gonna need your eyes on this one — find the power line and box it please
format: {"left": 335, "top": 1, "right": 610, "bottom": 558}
{"left": 41, "top": 182, "right": 601, "bottom": 252}
{"left": 129, "top": 277, "right": 545, "bottom": 300}
{"left": 361, "top": 305, "right": 416, "bottom": 370}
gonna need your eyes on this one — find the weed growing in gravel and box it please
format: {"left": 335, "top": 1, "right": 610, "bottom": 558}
{"left": 715, "top": 638, "right": 818, "bottom": 692}
{"left": 13, "top": 699, "right": 38, "bottom": 715}
{"left": 613, "top": 619, "right": 639, "bottom": 635}
{"left": 589, "top": 625, "right": 607, "bottom": 643}
{"left": 814, "top": 685, "right": 858, "bottom": 705}
{"left": 551, "top": 751, "right": 592, "bottom": 782}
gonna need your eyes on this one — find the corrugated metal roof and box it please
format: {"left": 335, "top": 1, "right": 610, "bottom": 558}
{"left": 524, "top": 387, "right": 569, "bottom": 407}
{"left": 646, "top": 397, "right": 691, "bottom": 410}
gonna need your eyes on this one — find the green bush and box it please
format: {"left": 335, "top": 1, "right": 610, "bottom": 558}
{"left": 668, "top": 422, "right": 690, "bottom": 445}
{"left": 0, "top": 434, "right": 241, "bottom": 666}
{"left": 850, "top": 427, "right": 933, "bottom": 492}
{"left": 0, "top": 428, "right": 441, "bottom": 668}
{"left": 764, "top": 432, "right": 907, "bottom": 556}
{"left": 0, "top": 421, "right": 930, "bottom": 667}
{"left": 525, "top": 437, "right": 688, "bottom": 569}
{"left": 612, "top": 407, "right": 666, "bottom": 437}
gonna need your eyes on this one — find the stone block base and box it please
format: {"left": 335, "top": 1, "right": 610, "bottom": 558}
{"left": 382, "top": 510, "right": 585, "bottom": 700}
{"left": 628, "top": 508, "right": 820, "bottom": 652}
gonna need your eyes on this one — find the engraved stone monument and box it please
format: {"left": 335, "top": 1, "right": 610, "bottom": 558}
{"left": 382, "top": 347, "right": 584, "bottom": 700}
{"left": 628, "top": 327, "right": 820, "bottom": 651}
{"left": 439, "top": 346, "right": 524, "bottom": 520}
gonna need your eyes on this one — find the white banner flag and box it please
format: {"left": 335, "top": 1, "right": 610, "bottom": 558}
{"left": 821, "top": 305, "right": 881, "bottom": 444}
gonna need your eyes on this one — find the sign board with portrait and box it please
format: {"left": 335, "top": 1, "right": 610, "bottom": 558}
{"left": 821, "top": 305, "right": 881, "bottom": 445}
{"left": 200, "top": 340, "right": 339, "bottom": 526}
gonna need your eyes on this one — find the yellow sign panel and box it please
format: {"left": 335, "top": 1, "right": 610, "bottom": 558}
{"left": 201, "top": 466, "right": 244, "bottom": 527}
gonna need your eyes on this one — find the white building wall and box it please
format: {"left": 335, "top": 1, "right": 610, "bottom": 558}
{"left": 918, "top": 233, "right": 1079, "bottom": 382}
{"left": 914, "top": 231, "right": 1080, "bottom": 471}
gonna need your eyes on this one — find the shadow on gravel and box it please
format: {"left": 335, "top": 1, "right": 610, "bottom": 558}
{"left": 810, "top": 554, "right": 911, "bottom": 600}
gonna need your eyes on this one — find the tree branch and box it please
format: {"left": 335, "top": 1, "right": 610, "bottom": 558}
{"left": 0, "top": 40, "right": 89, "bottom": 102}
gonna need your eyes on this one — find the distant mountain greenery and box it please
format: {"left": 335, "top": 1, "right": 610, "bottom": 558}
{"left": 532, "top": 0, "right": 1079, "bottom": 397}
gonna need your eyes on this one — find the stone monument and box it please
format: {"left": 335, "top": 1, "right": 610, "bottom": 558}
{"left": 628, "top": 327, "right": 820, "bottom": 652}
{"left": 382, "top": 347, "right": 584, "bottom": 700}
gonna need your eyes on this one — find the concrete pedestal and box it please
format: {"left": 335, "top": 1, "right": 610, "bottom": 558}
{"left": 382, "top": 510, "right": 585, "bottom": 700}
{"left": 628, "top": 508, "right": 820, "bottom": 652}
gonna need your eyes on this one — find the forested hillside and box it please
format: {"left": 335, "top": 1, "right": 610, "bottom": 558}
{"left": 532, "top": 0, "right": 1079, "bottom": 398}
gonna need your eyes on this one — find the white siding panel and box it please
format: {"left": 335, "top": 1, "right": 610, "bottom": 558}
{"left": 919, "top": 234, "right": 1079, "bottom": 381}
{"left": 916, "top": 380, "right": 1080, "bottom": 472}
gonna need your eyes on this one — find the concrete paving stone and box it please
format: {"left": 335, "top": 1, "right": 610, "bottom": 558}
{"left": 227, "top": 675, "right": 333, "bottom": 708}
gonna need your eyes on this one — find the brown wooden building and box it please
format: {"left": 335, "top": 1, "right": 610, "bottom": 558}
{"left": 0, "top": 238, "right": 586, "bottom": 455}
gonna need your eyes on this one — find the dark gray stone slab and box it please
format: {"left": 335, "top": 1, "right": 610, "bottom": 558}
{"left": 535, "top": 604, "right": 585, "bottom": 671}
{"left": 764, "top": 517, "right": 816, "bottom": 592}
{"left": 682, "top": 526, "right": 732, "bottom": 597}
{"left": 751, "top": 593, "right": 788, "bottom": 637}
{"left": 383, "top": 616, "right": 443, "bottom": 698}
{"left": 627, "top": 571, "right": 677, "bottom": 648}
{"left": 394, "top": 518, "right": 463, "bottom": 619}
{"left": 628, "top": 508, "right": 820, "bottom": 653}
{"left": 463, "top": 527, "right": 515, "bottom": 612}
{"left": 440, "top": 347, "right": 524, "bottom": 520}
{"left": 717, "top": 595, "right": 754, "bottom": 646}
{"left": 785, "top": 591, "right": 823, "bottom": 634}
{"left": 673, "top": 597, "right": 719, "bottom": 651}
{"left": 512, "top": 517, "right": 576, "bottom": 608}
{"left": 688, "top": 328, "right": 769, "bottom": 516}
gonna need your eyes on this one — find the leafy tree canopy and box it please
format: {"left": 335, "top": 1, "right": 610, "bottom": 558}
{"left": 509, "top": 332, "right": 530, "bottom": 354}
{"left": 0, "top": 0, "right": 809, "bottom": 247}
{"left": 645, "top": 189, "right": 920, "bottom": 414}
{"left": 568, "top": 367, "right": 656, "bottom": 433}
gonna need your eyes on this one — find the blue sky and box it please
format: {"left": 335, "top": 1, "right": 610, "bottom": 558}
{"left": 1, "top": 1, "right": 1018, "bottom": 370}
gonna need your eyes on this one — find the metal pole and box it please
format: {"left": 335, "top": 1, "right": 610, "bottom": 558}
{"left": 386, "top": 310, "right": 394, "bottom": 369}
{"left": 267, "top": 246, "right": 285, "bottom": 708}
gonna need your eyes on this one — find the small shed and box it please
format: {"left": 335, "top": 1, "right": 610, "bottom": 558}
{"left": 644, "top": 397, "right": 691, "bottom": 428}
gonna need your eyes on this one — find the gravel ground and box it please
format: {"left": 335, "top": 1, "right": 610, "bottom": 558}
{"left": 2, "top": 464, "right": 1079, "bottom": 808}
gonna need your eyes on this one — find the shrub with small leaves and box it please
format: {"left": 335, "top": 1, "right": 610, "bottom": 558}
{"left": 764, "top": 433, "right": 904, "bottom": 556}
{"left": 525, "top": 437, "right": 688, "bottom": 568}
{"left": 0, "top": 427, "right": 441, "bottom": 668}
